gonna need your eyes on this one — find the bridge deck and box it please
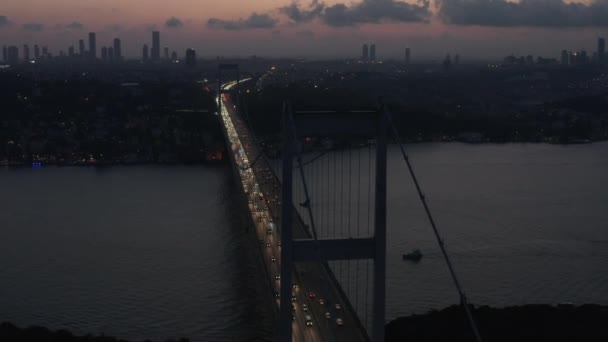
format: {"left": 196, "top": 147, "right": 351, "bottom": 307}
{"left": 218, "top": 81, "right": 369, "bottom": 342}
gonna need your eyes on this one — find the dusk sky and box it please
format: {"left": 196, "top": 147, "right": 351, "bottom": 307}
{"left": 2, "top": 0, "right": 608, "bottom": 60}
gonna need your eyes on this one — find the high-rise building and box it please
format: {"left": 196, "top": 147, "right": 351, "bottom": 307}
{"left": 185, "top": 48, "right": 196, "bottom": 67}
{"left": 34, "top": 45, "right": 39, "bottom": 60}
{"left": 405, "top": 47, "right": 410, "bottom": 64}
{"left": 362, "top": 44, "right": 369, "bottom": 61}
{"left": 88, "top": 32, "right": 97, "bottom": 60}
{"left": 598, "top": 37, "right": 605, "bottom": 65}
{"left": 42, "top": 46, "right": 48, "bottom": 57}
{"left": 2, "top": 46, "right": 7, "bottom": 62}
{"left": 23, "top": 44, "right": 30, "bottom": 62}
{"left": 370, "top": 44, "right": 376, "bottom": 61}
{"left": 561, "top": 50, "right": 568, "bottom": 65}
{"left": 164, "top": 47, "right": 169, "bottom": 60}
{"left": 142, "top": 44, "right": 149, "bottom": 61}
{"left": 113, "top": 38, "right": 121, "bottom": 61}
{"left": 171, "top": 51, "right": 178, "bottom": 61}
{"left": 152, "top": 31, "right": 160, "bottom": 60}
{"left": 108, "top": 47, "right": 114, "bottom": 61}
{"left": 7, "top": 46, "right": 19, "bottom": 65}
{"left": 79, "top": 39, "right": 85, "bottom": 58}
{"left": 101, "top": 46, "right": 108, "bottom": 61}
{"left": 68, "top": 46, "right": 75, "bottom": 57}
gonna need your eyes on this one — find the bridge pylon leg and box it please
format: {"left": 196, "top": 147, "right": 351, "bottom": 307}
{"left": 279, "top": 102, "right": 294, "bottom": 342}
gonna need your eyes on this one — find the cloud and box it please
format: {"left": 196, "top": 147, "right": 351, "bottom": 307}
{"left": 65, "top": 21, "right": 84, "bottom": 29}
{"left": 437, "top": 0, "right": 608, "bottom": 27}
{"left": 165, "top": 17, "right": 184, "bottom": 28}
{"left": 279, "top": 0, "right": 325, "bottom": 24}
{"left": 207, "top": 13, "right": 278, "bottom": 30}
{"left": 22, "top": 23, "right": 44, "bottom": 31}
{"left": 0, "top": 15, "right": 11, "bottom": 28}
{"left": 321, "top": 0, "right": 431, "bottom": 27}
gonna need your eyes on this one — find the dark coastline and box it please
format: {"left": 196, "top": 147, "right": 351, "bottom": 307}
{"left": 3, "top": 304, "right": 607, "bottom": 341}
{"left": 386, "top": 304, "right": 608, "bottom": 342}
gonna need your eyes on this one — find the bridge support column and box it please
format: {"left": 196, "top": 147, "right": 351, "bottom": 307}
{"left": 373, "top": 105, "right": 388, "bottom": 342}
{"left": 279, "top": 102, "right": 294, "bottom": 342}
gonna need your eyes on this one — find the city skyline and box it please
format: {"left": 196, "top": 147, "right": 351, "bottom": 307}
{"left": 2, "top": 1, "right": 608, "bottom": 58}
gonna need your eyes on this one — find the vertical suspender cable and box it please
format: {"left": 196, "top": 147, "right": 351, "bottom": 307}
{"left": 385, "top": 109, "right": 483, "bottom": 342}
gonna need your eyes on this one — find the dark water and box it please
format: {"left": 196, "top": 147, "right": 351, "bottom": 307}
{"left": 0, "top": 166, "right": 273, "bottom": 342}
{"left": 1, "top": 143, "right": 608, "bottom": 341}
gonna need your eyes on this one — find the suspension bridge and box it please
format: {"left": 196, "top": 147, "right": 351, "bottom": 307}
{"left": 214, "top": 65, "right": 481, "bottom": 342}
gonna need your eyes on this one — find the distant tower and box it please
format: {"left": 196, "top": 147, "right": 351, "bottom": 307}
{"left": 362, "top": 44, "right": 369, "bottom": 61}
{"left": 561, "top": 50, "right": 568, "bottom": 65}
{"left": 443, "top": 54, "right": 452, "bottom": 70}
{"left": 171, "top": 51, "right": 178, "bottom": 61}
{"left": 405, "top": 47, "right": 410, "bottom": 64}
{"left": 142, "top": 44, "right": 149, "bottom": 61}
{"left": 2, "top": 46, "right": 7, "bottom": 62}
{"left": 101, "top": 46, "right": 108, "bottom": 61}
{"left": 370, "top": 44, "right": 376, "bottom": 61}
{"left": 23, "top": 44, "right": 30, "bottom": 62}
{"left": 7, "top": 46, "right": 19, "bottom": 65}
{"left": 152, "top": 31, "right": 160, "bottom": 60}
{"left": 34, "top": 45, "right": 40, "bottom": 60}
{"left": 42, "top": 46, "right": 48, "bottom": 57}
{"left": 185, "top": 48, "right": 196, "bottom": 67}
{"left": 68, "top": 46, "right": 75, "bottom": 58}
{"left": 88, "top": 32, "right": 97, "bottom": 60}
{"left": 164, "top": 47, "right": 169, "bottom": 60}
{"left": 113, "top": 38, "right": 122, "bottom": 61}
{"left": 79, "top": 39, "right": 85, "bottom": 58}
{"left": 598, "top": 37, "right": 605, "bottom": 65}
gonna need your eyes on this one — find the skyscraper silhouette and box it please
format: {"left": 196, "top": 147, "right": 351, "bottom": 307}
{"left": 164, "top": 47, "right": 169, "bottom": 60}
{"left": 370, "top": 44, "right": 376, "bottom": 61}
{"left": 7, "top": 46, "right": 19, "bottom": 65}
{"left": 88, "top": 32, "right": 97, "bottom": 60}
{"left": 113, "top": 38, "right": 122, "bottom": 61}
{"left": 23, "top": 44, "right": 30, "bottom": 62}
{"left": 143, "top": 44, "right": 149, "bottom": 61}
{"left": 362, "top": 44, "right": 369, "bottom": 61}
{"left": 34, "top": 45, "right": 39, "bottom": 60}
{"left": 561, "top": 50, "right": 568, "bottom": 65}
{"left": 79, "top": 39, "right": 85, "bottom": 58}
{"left": 152, "top": 31, "right": 160, "bottom": 60}
{"left": 186, "top": 48, "right": 196, "bottom": 67}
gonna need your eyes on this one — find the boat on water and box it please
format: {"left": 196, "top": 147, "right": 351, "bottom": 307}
{"left": 402, "top": 249, "right": 423, "bottom": 262}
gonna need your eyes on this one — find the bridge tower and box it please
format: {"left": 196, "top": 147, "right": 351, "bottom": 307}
{"left": 279, "top": 104, "right": 388, "bottom": 342}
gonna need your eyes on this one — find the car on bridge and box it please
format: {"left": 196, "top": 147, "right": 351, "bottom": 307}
{"left": 305, "top": 315, "right": 313, "bottom": 326}
{"left": 302, "top": 304, "right": 308, "bottom": 312}
{"left": 336, "top": 318, "right": 344, "bottom": 327}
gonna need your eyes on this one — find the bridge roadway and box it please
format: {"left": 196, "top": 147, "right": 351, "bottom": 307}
{"left": 218, "top": 80, "right": 369, "bottom": 342}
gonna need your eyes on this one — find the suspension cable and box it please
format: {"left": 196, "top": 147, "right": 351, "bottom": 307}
{"left": 385, "top": 109, "right": 483, "bottom": 342}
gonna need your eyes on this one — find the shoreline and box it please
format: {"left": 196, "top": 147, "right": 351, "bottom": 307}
{"left": 3, "top": 304, "right": 607, "bottom": 341}
{"left": 386, "top": 303, "right": 608, "bottom": 342}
